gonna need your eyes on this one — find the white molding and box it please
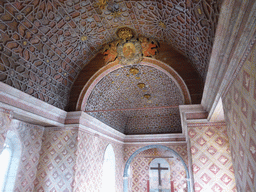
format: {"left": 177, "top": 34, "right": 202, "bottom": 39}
{"left": 0, "top": 82, "right": 67, "bottom": 126}
{"left": 0, "top": 102, "right": 64, "bottom": 127}
{"left": 0, "top": 82, "right": 190, "bottom": 144}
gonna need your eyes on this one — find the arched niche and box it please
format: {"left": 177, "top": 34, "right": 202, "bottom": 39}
{"left": 149, "top": 158, "right": 171, "bottom": 191}
{"left": 102, "top": 144, "right": 115, "bottom": 192}
{"left": 123, "top": 145, "right": 191, "bottom": 192}
{"left": 0, "top": 130, "right": 21, "bottom": 191}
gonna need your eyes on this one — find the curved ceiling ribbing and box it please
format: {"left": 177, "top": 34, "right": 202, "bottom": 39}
{"left": 0, "top": 0, "right": 222, "bottom": 109}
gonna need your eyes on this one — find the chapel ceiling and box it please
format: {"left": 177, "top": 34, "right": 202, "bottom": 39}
{"left": 0, "top": 0, "right": 222, "bottom": 109}
{"left": 86, "top": 65, "right": 184, "bottom": 134}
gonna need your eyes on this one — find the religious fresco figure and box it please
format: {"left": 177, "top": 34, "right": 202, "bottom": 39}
{"left": 123, "top": 43, "right": 136, "bottom": 59}
{"left": 139, "top": 37, "right": 158, "bottom": 57}
{"left": 102, "top": 41, "right": 120, "bottom": 63}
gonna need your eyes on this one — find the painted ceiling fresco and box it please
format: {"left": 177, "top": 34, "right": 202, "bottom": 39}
{"left": 86, "top": 65, "right": 183, "bottom": 134}
{"left": 0, "top": 0, "right": 222, "bottom": 109}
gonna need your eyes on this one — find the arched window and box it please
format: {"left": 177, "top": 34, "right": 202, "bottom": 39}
{"left": 0, "top": 131, "right": 21, "bottom": 192}
{"left": 101, "top": 144, "right": 115, "bottom": 192}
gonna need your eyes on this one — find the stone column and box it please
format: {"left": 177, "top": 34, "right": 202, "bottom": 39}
{"left": 0, "top": 108, "right": 13, "bottom": 153}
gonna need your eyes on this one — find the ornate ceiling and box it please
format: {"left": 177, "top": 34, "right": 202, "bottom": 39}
{"left": 85, "top": 65, "right": 183, "bottom": 134}
{"left": 0, "top": 0, "right": 222, "bottom": 110}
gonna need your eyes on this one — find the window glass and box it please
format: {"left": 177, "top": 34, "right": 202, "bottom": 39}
{"left": 0, "top": 144, "right": 12, "bottom": 191}
{"left": 0, "top": 131, "right": 21, "bottom": 192}
{"left": 101, "top": 144, "right": 115, "bottom": 192}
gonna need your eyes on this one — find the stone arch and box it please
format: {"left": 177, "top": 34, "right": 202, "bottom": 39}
{"left": 123, "top": 145, "right": 191, "bottom": 192}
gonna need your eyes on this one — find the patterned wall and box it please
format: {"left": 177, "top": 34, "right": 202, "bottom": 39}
{"left": 0, "top": 0, "right": 222, "bottom": 109}
{"left": 124, "top": 143, "right": 188, "bottom": 192}
{"left": 10, "top": 120, "right": 44, "bottom": 192}
{"left": 188, "top": 125, "right": 236, "bottom": 192}
{"left": 74, "top": 129, "right": 124, "bottom": 192}
{"left": 129, "top": 148, "right": 187, "bottom": 192}
{"left": 34, "top": 128, "right": 78, "bottom": 192}
{"left": 222, "top": 42, "right": 256, "bottom": 192}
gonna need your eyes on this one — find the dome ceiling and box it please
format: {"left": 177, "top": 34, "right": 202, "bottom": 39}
{"left": 85, "top": 65, "right": 184, "bottom": 134}
{"left": 0, "top": 0, "right": 222, "bottom": 109}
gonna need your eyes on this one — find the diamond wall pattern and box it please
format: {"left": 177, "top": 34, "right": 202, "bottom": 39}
{"left": 124, "top": 143, "right": 188, "bottom": 192}
{"left": 34, "top": 128, "right": 78, "bottom": 192}
{"left": 9, "top": 120, "right": 44, "bottom": 192}
{"left": 222, "top": 42, "right": 256, "bottom": 192}
{"left": 73, "top": 129, "right": 124, "bottom": 192}
{"left": 129, "top": 148, "right": 187, "bottom": 192}
{"left": 188, "top": 125, "right": 237, "bottom": 192}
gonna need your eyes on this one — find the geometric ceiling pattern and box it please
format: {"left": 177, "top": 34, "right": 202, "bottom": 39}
{"left": 0, "top": 0, "right": 222, "bottom": 109}
{"left": 85, "top": 65, "right": 184, "bottom": 134}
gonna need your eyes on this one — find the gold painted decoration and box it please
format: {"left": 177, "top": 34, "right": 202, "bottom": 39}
{"left": 137, "top": 83, "right": 145, "bottom": 89}
{"left": 97, "top": 0, "right": 108, "bottom": 10}
{"left": 158, "top": 21, "right": 166, "bottom": 29}
{"left": 102, "top": 27, "right": 158, "bottom": 65}
{"left": 116, "top": 27, "right": 134, "bottom": 40}
{"left": 81, "top": 36, "right": 87, "bottom": 42}
{"left": 129, "top": 68, "right": 139, "bottom": 75}
{"left": 144, "top": 94, "right": 151, "bottom": 99}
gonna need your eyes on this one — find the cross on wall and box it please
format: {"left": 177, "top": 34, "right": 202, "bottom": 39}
{"left": 150, "top": 163, "right": 168, "bottom": 186}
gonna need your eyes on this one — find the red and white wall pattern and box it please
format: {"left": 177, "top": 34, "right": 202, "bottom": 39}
{"left": 124, "top": 143, "right": 188, "bottom": 192}
{"left": 73, "top": 129, "right": 124, "bottom": 192}
{"left": 223, "top": 42, "right": 256, "bottom": 192}
{"left": 188, "top": 124, "right": 237, "bottom": 192}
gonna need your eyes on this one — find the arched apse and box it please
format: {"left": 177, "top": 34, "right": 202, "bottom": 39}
{"left": 123, "top": 145, "right": 191, "bottom": 192}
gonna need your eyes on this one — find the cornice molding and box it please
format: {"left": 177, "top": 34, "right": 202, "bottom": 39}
{"left": 0, "top": 82, "right": 67, "bottom": 126}
{"left": 202, "top": 0, "right": 256, "bottom": 114}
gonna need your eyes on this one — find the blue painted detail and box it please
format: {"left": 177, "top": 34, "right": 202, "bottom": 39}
{"left": 123, "top": 145, "right": 191, "bottom": 192}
